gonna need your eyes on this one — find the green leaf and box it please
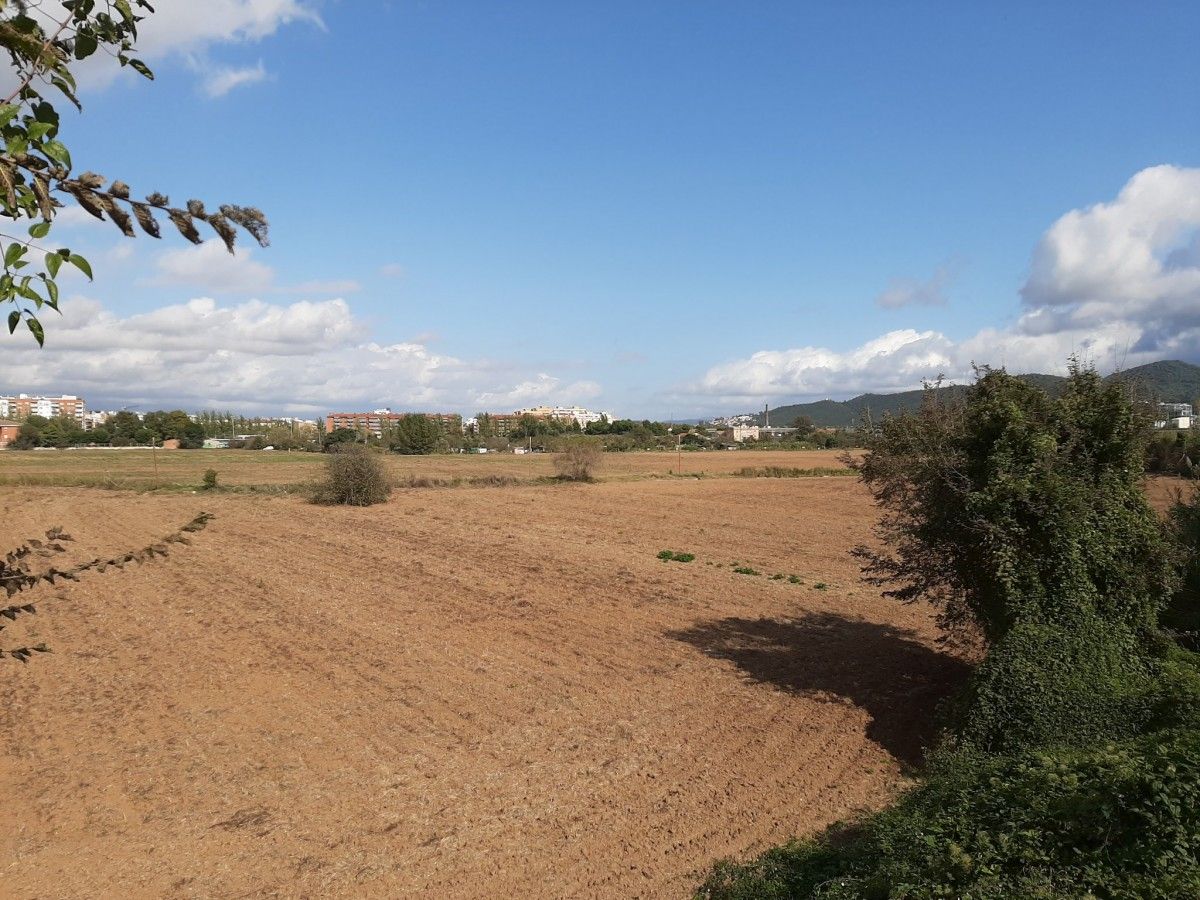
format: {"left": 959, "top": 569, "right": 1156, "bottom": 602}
{"left": 26, "top": 316, "right": 43, "bottom": 346}
{"left": 42, "top": 140, "right": 71, "bottom": 170}
{"left": 7, "top": 310, "right": 19, "bottom": 334}
{"left": 4, "top": 242, "right": 24, "bottom": 267}
{"left": 45, "top": 252, "right": 62, "bottom": 278}
{"left": 128, "top": 58, "right": 154, "bottom": 80}
{"left": 26, "top": 121, "right": 54, "bottom": 141}
{"left": 68, "top": 254, "right": 92, "bottom": 280}
{"left": 0, "top": 104, "right": 18, "bottom": 127}
{"left": 74, "top": 31, "right": 98, "bottom": 60}
{"left": 42, "top": 276, "right": 59, "bottom": 309}
{"left": 28, "top": 221, "right": 50, "bottom": 239}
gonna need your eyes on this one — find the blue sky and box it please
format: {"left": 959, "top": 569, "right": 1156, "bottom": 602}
{"left": 4, "top": 1, "right": 1200, "bottom": 418}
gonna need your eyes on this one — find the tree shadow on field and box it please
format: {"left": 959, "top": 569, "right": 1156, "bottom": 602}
{"left": 668, "top": 611, "right": 972, "bottom": 767}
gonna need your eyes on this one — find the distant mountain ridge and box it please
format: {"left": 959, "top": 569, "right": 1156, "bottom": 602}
{"left": 757, "top": 360, "right": 1200, "bottom": 429}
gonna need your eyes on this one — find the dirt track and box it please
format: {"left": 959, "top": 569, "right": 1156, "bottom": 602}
{"left": 0, "top": 476, "right": 964, "bottom": 898}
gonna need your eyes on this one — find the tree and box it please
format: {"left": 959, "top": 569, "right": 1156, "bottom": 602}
{"left": 388, "top": 414, "right": 441, "bottom": 455}
{"left": 854, "top": 364, "right": 1175, "bottom": 644}
{"left": 791, "top": 415, "right": 815, "bottom": 439}
{"left": 0, "top": 1, "right": 269, "bottom": 345}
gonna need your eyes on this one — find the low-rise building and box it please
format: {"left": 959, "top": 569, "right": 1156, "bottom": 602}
{"left": 0, "top": 418, "right": 21, "bottom": 448}
{"left": 0, "top": 393, "right": 86, "bottom": 424}
{"left": 724, "top": 425, "right": 760, "bottom": 443}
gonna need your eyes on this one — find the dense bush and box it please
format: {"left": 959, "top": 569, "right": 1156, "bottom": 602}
{"left": 311, "top": 445, "right": 392, "bottom": 506}
{"left": 554, "top": 441, "right": 602, "bottom": 481}
{"left": 700, "top": 363, "right": 1200, "bottom": 899}
{"left": 855, "top": 365, "right": 1176, "bottom": 643}
{"left": 1164, "top": 488, "right": 1200, "bottom": 647}
{"left": 954, "top": 616, "right": 1156, "bottom": 753}
{"left": 700, "top": 720, "right": 1200, "bottom": 900}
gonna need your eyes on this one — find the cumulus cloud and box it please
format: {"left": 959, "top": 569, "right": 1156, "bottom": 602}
{"left": 691, "top": 165, "right": 1200, "bottom": 404}
{"left": 17, "top": 0, "right": 322, "bottom": 93}
{"left": 0, "top": 296, "right": 602, "bottom": 415}
{"left": 200, "top": 60, "right": 268, "bottom": 98}
{"left": 875, "top": 264, "right": 954, "bottom": 309}
{"left": 151, "top": 241, "right": 276, "bottom": 294}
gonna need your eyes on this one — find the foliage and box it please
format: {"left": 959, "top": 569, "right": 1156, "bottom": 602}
{"left": 699, "top": 718, "right": 1200, "bottom": 900}
{"left": 386, "top": 414, "right": 442, "bottom": 455}
{"left": 201, "top": 468, "right": 218, "bottom": 491}
{"left": 658, "top": 550, "right": 695, "bottom": 563}
{"left": 732, "top": 566, "right": 759, "bottom": 576}
{"left": 553, "top": 440, "right": 601, "bottom": 481}
{"left": 954, "top": 616, "right": 1158, "bottom": 754}
{"left": 853, "top": 364, "right": 1176, "bottom": 644}
{"left": 311, "top": 445, "right": 391, "bottom": 506}
{"left": 0, "top": 0, "right": 268, "bottom": 344}
{"left": 1164, "top": 487, "right": 1200, "bottom": 648}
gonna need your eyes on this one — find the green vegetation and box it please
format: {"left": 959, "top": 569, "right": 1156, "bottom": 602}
{"left": 658, "top": 550, "right": 696, "bottom": 563}
{"left": 732, "top": 566, "right": 759, "bottom": 576}
{"left": 813, "top": 582, "right": 827, "bottom": 590}
{"left": 201, "top": 469, "right": 218, "bottom": 491}
{"left": 311, "top": 445, "right": 391, "bottom": 506}
{"left": 701, "top": 363, "right": 1200, "bottom": 899}
{"left": 734, "top": 466, "right": 855, "bottom": 478}
{"left": 386, "top": 414, "right": 443, "bottom": 455}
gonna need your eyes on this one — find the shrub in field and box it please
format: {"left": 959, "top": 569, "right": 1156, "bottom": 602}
{"left": 732, "top": 566, "right": 759, "bottom": 576}
{"left": 554, "top": 441, "right": 602, "bottom": 482}
{"left": 201, "top": 469, "right": 218, "bottom": 490}
{"left": 311, "top": 445, "right": 391, "bottom": 506}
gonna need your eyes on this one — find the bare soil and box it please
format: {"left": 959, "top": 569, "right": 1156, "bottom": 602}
{"left": 0, "top": 474, "right": 964, "bottom": 898}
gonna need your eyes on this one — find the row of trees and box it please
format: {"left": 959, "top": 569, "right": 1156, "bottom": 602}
{"left": 9, "top": 409, "right": 204, "bottom": 448}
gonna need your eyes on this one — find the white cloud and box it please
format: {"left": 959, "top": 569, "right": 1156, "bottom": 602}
{"left": 379, "top": 263, "right": 406, "bottom": 278}
{"left": 690, "top": 165, "right": 1200, "bottom": 403}
{"left": 876, "top": 264, "right": 954, "bottom": 309}
{"left": 22, "top": 0, "right": 323, "bottom": 93}
{"left": 292, "top": 279, "right": 362, "bottom": 295}
{"left": 0, "top": 295, "right": 602, "bottom": 415}
{"left": 200, "top": 60, "right": 268, "bottom": 98}
{"left": 151, "top": 241, "right": 275, "bottom": 293}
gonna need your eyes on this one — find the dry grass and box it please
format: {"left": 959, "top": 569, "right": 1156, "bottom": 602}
{"left": 0, "top": 447, "right": 853, "bottom": 491}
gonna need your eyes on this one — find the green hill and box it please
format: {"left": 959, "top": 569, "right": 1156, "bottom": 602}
{"left": 758, "top": 360, "right": 1200, "bottom": 428}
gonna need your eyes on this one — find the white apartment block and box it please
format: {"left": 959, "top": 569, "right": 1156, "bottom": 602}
{"left": 0, "top": 393, "right": 87, "bottom": 424}
{"left": 517, "top": 405, "right": 614, "bottom": 428}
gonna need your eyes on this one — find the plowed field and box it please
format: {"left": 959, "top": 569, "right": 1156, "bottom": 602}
{"left": 0, "top": 470, "right": 966, "bottom": 897}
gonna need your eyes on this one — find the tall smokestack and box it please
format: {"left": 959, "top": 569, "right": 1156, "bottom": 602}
{"left": 764, "top": 402, "right": 769, "bottom": 428}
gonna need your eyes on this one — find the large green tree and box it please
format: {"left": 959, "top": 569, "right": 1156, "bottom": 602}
{"left": 0, "top": 0, "right": 269, "bottom": 344}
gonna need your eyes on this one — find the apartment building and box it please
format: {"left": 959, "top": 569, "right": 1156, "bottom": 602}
{"left": 0, "top": 393, "right": 86, "bottom": 424}
{"left": 472, "top": 412, "right": 523, "bottom": 437}
{"left": 325, "top": 409, "right": 463, "bottom": 437}
{"left": 517, "top": 405, "right": 612, "bottom": 428}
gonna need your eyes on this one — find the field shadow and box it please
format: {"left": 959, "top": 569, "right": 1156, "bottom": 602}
{"left": 668, "top": 611, "right": 972, "bottom": 767}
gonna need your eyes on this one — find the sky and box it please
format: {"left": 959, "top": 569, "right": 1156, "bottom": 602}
{"left": 2, "top": 1, "right": 1200, "bottom": 419}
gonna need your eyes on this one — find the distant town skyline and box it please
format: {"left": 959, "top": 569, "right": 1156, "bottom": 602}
{"left": 0, "top": 3, "right": 1198, "bottom": 418}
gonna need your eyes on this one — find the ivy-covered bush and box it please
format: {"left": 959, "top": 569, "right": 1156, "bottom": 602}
{"left": 700, "top": 720, "right": 1200, "bottom": 900}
